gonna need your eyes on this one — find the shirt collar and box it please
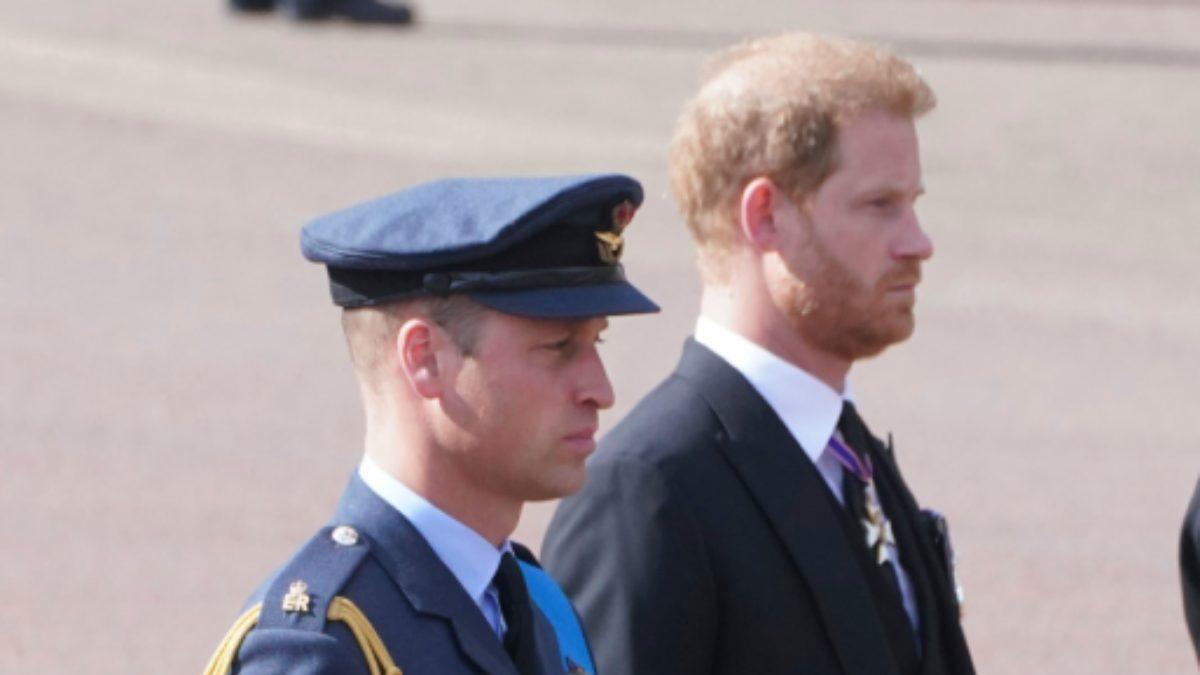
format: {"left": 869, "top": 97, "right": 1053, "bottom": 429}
{"left": 694, "top": 316, "right": 851, "bottom": 463}
{"left": 358, "top": 454, "right": 508, "bottom": 605}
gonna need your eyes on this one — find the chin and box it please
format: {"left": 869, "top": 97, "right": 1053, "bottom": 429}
{"left": 524, "top": 470, "right": 588, "bottom": 502}
{"left": 895, "top": 313, "right": 917, "bottom": 340}
{"left": 873, "top": 306, "right": 916, "bottom": 341}
{"left": 841, "top": 321, "right": 915, "bottom": 360}
{"left": 877, "top": 323, "right": 916, "bottom": 353}
{"left": 553, "top": 471, "right": 588, "bottom": 499}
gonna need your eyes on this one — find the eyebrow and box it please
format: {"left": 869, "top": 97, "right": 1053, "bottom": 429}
{"left": 856, "top": 183, "right": 924, "bottom": 199}
{"left": 549, "top": 317, "right": 608, "bottom": 335}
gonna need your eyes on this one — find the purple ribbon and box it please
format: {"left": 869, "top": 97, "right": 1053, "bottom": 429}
{"left": 827, "top": 435, "right": 873, "bottom": 484}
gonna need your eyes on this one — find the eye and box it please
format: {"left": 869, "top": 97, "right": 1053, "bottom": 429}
{"left": 543, "top": 337, "right": 573, "bottom": 352}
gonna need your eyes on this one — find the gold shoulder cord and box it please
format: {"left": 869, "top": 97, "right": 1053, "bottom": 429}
{"left": 202, "top": 597, "right": 402, "bottom": 675}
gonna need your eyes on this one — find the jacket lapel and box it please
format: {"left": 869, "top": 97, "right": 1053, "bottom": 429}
{"left": 674, "top": 341, "right": 901, "bottom": 675}
{"left": 870, "top": 439, "right": 973, "bottom": 675}
{"left": 333, "top": 475, "right": 519, "bottom": 675}
{"left": 869, "top": 445, "right": 943, "bottom": 670}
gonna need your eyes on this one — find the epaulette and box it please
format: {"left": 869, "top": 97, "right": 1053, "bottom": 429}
{"left": 512, "top": 542, "right": 595, "bottom": 675}
{"left": 202, "top": 524, "right": 403, "bottom": 675}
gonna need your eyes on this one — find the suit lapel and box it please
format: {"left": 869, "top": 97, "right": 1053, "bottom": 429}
{"left": 868, "top": 445, "right": 943, "bottom": 670}
{"left": 333, "top": 475, "right": 519, "bottom": 675}
{"left": 870, "top": 439, "right": 973, "bottom": 675}
{"left": 675, "top": 341, "right": 901, "bottom": 675}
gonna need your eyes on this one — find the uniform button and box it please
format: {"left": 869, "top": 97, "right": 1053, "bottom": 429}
{"left": 331, "top": 525, "right": 360, "bottom": 546}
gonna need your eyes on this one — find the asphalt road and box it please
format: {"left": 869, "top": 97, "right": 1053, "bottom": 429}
{"left": 2, "top": 1, "right": 1199, "bottom": 672}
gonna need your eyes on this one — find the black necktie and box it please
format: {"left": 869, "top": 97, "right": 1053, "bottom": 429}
{"left": 493, "top": 552, "right": 539, "bottom": 674}
{"left": 838, "top": 402, "right": 922, "bottom": 672}
{"left": 838, "top": 402, "right": 904, "bottom": 601}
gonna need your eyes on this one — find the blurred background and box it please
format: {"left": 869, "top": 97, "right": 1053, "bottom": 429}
{"left": 2, "top": 0, "right": 1199, "bottom": 672}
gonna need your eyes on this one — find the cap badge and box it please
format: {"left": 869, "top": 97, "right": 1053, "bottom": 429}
{"left": 281, "top": 580, "right": 311, "bottom": 614}
{"left": 595, "top": 230, "right": 624, "bottom": 264}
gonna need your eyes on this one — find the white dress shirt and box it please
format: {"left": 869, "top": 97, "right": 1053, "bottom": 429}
{"left": 359, "top": 454, "right": 510, "bottom": 638}
{"left": 694, "top": 316, "right": 921, "bottom": 632}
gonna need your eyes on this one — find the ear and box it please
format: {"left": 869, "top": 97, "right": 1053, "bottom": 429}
{"left": 396, "top": 318, "right": 449, "bottom": 400}
{"left": 738, "top": 177, "right": 783, "bottom": 251}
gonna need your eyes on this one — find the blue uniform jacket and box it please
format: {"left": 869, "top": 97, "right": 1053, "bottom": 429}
{"left": 227, "top": 474, "right": 590, "bottom": 675}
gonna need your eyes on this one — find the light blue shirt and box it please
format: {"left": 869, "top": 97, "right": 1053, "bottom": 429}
{"left": 694, "top": 316, "right": 920, "bottom": 632}
{"left": 358, "top": 455, "right": 509, "bottom": 638}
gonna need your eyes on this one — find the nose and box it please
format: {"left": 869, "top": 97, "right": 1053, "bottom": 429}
{"left": 893, "top": 208, "right": 934, "bottom": 261}
{"left": 576, "top": 347, "right": 615, "bottom": 411}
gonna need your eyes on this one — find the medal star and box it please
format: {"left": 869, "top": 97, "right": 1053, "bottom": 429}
{"left": 863, "top": 518, "right": 881, "bottom": 548}
{"left": 864, "top": 484, "right": 883, "bottom": 517}
{"left": 866, "top": 501, "right": 883, "bottom": 521}
{"left": 876, "top": 520, "right": 896, "bottom": 564}
{"left": 859, "top": 482, "right": 896, "bottom": 565}
{"left": 862, "top": 516, "right": 895, "bottom": 565}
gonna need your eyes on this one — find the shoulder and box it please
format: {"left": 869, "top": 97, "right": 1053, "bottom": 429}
{"left": 1188, "top": 481, "right": 1200, "bottom": 530}
{"left": 251, "top": 524, "right": 374, "bottom": 630}
{"left": 599, "top": 372, "right": 723, "bottom": 463}
{"left": 587, "top": 360, "right": 758, "bottom": 503}
{"left": 1185, "top": 481, "right": 1200, "bottom": 555}
{"left": 1183, "top": 480, "right": 1200, "bottom": 658}
{"left": 207, "top": 525, "right": 387, "bottom": 675}
{"left": 552, "top": 384, "right": 732, "bottom": 543}
{"left": 598, "top": 339, "right": 772, "bottom": 459}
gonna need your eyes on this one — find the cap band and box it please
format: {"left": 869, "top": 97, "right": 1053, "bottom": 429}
{"left": 329, "top": 264, "right": 627, "bottom": 308}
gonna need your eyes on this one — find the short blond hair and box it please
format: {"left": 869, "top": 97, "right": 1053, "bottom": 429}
{"left": 669, "top": 32, "right": 936, "bottom": 281}
{"left": 341, "top": 295, "right": 485, "bottom": 388}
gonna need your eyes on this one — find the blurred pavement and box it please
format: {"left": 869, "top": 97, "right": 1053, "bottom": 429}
{"left": 2, "top": 1, "right": 1199, "bottom": 672}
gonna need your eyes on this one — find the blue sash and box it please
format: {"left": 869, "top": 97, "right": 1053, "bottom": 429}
{"left": 518, "top": 560, "right": 596, "bottom": 674}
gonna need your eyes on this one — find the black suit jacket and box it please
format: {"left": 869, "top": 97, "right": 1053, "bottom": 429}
{"left": 1182, "top": 478, "right": 1200, "bottom": 661}
{"left": 543, "top": 340, "right": 974, "bottom": 675}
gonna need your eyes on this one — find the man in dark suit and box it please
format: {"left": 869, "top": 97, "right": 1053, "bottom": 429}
{"left": 1183, "top": 479, "right": 1200, "bottom": 661}
{"left": 203, "top": 174, "right": 658, "bottom": 674}
{"left": 543, "top": 33, "right": 975, "bottom": 675}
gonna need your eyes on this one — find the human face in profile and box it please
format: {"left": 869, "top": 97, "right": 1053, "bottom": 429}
{"left": 772, "top": 109, "right": 933, "bottom": 361}
{"left": 437, "top": 311, "right": 614, "bottom": 506}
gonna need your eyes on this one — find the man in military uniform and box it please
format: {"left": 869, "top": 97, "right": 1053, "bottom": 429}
{"left": 204, "top": 174, "right": 657, "bottom": 675}
{"left": 544, "top": 33, "right": 975, "bottom": 675}
{"left": 1183, "top": 478, "right": 1200, "bottom": 661}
